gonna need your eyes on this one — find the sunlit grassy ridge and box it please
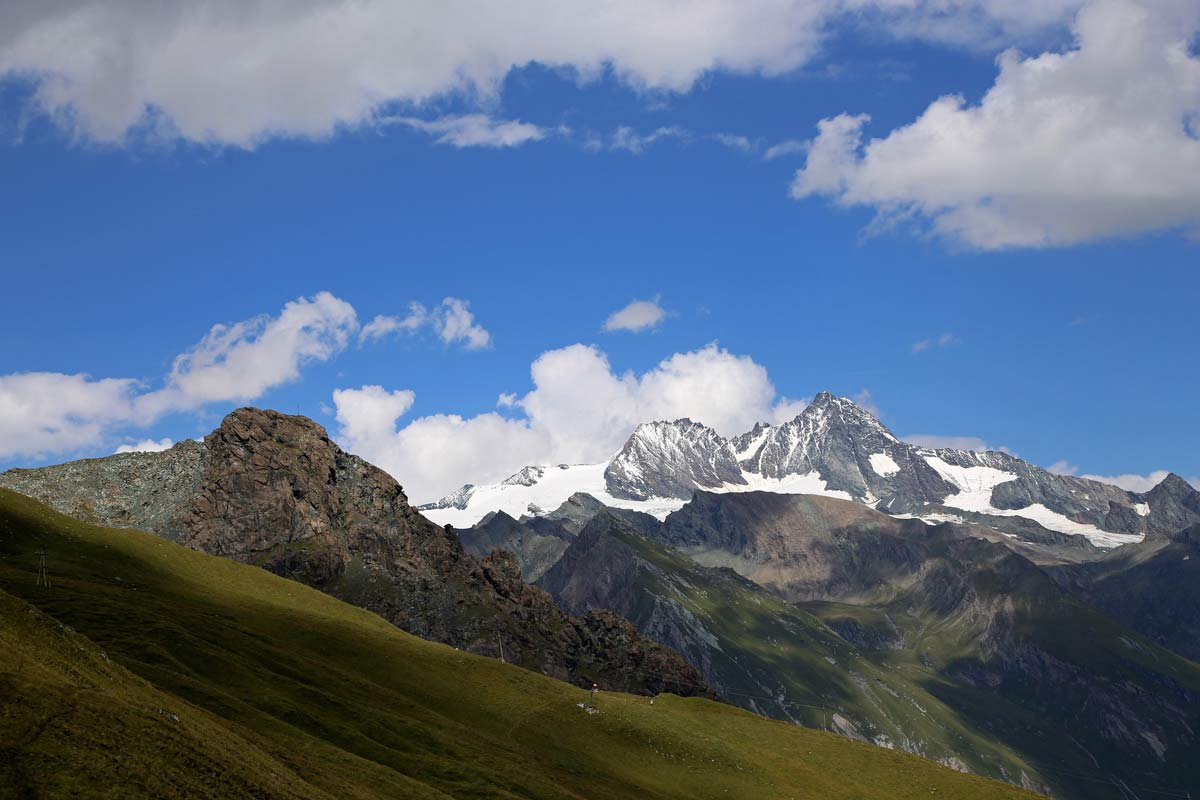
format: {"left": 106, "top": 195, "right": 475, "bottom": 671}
{"left": 0, "top": 488, "right": 1037, "bottom": 799}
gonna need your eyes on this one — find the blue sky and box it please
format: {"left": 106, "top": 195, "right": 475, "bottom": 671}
{"left": 1, "top": 0, "right": 1197, "bottom": 502}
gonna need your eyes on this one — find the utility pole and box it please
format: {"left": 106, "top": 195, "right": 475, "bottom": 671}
{"left": 497, "top": 635, "right": 505, "bottom": 664}
{"left": 36, "top": 548, "right": 50, "bottom": 588}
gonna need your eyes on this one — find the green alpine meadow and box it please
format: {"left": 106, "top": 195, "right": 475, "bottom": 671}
{"left": 0, "top": 488, "right": 1037, "bottom": 800}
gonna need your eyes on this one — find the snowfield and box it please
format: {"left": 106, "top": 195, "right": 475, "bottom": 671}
{"left": 422, "top": 462, "right": 854, "bottom": 528}
{"left": 423, "top": 403, "right": 1151, "bottom": 550}
{"left": 921, "top": 455, "right": 1141, "bottom": 548}
{"left": 868, "top": 452, "right": 900, "bottom": 477}
{"left": 425, "top": 452, "right": 1144, "bottom": 547}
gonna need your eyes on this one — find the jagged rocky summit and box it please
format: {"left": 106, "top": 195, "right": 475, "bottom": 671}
{"left": 0, "top": 408, "right": 710, "bottom": 698}
{"left": 423, "top": 391, "right": 1200, "bottom": 548}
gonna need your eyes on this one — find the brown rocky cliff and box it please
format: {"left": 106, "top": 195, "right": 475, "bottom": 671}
{"left": 1, "top": 407, "right": 709, "bottom": 698}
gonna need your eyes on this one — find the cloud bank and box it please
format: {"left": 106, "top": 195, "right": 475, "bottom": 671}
{"left": 0, "top": 1, "right": 1090, "bottom": 147}
{"left": 332, "top": 342, "right": 808, "bottom": 502}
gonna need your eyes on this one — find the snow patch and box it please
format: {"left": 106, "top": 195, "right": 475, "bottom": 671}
{"left": 422, "top": 461, "right": 687, "bottom": 527}
{"left": 868, "top": 452, "right": 900, "bottom": 477}
{"left": 425, "top": 463, "right": 854, "bottom": 527}
{"left": 922, "top": 455, "right": 1140, "bottom": 548}
{"left": 733, "top": 425, "right": 772, "bottom": 462}
{"left": 922, "top": 456, "right": 1016, "bottom": 513}
{"left": 1133, "top": 503, "right": 1150, "bottom": 517}
{"left": 722, "top": 470, "right": 855, "bottom": 501}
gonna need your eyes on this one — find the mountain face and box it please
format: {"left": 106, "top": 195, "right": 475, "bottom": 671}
{"left": 537, "top": 510, "right": 1048, "bottom": 790}
{"left": 732, "top": 393, "right": 934, "bottom": 505}
{"left": 604, "top": 419, "right": 746, "bottom": 500}
{"left": 0, "top": 408, "right": 709, "bottom": 698}
{"left": 3, "top": 489, "right": 1031, "bottom": 800}
{"left": 659, "top": 491, "right": 927, "bottom": 603}
{"left": 425, "top": 391, "right": 1200, "bottom": 549}
{"left": 1051, "top": 523, "right": 1200, "bottom": 662}
{"left": 457, "top": 509, "right": 572, "bottom": 582}
{"left": 536, "top": 491, "right": 1200, "bottom": 800}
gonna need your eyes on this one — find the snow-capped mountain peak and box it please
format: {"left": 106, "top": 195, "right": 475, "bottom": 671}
{"left": 421, "top": 392, "right": 1200, "bottom": 548}
{"left": 605, "top": 418, "right": 746, "bottom": 501}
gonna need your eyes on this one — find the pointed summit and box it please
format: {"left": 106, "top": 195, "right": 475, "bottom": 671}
{"left": 604, "top": 418, "right": 746, "bottom": 501}
{"left": 1149, "top": 472, "right": 1198, "bottom": 497}
{"left": 801, "top": 392, "right": 896, "bottom": 440}
{"left": 808, "top": 389, "right": 838, "bottom": 406}
{"left": 1139, "top": 473, "right": 1200, "bottom": 539}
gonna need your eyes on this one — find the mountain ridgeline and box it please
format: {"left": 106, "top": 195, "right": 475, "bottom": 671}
{"left": 0, "top": 408, "right": 709, "bottom": 698}
{"left": 425, "top": 392, "right": 1200, "bottom": 549}
{"left": 523, "top": 491, "right": 1200, "bottom": 799}
{"left": 4, "top": 398, "right": 1200, "bottom": 800}
{"left": 0, "top": 488, "right": 1038, "bottom": 800}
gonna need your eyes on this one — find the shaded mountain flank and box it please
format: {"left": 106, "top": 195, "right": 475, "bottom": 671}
{"left": 532, "top": 491, "right": 1200, "bottom": 800}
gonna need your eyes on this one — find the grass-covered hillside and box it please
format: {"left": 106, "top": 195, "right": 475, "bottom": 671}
{"left": 539, "top": 513, "right": 1041, "bottom": 784}
{"left": 0, "top": 488, "right": 1037, "bottom": 800}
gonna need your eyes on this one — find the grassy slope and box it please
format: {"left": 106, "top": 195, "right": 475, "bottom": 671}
{"left": 0, "top": 488, "right": 1038, "bottom": 800}
{"left": 607, "top": 526, "right": 1041, "bottom": 786}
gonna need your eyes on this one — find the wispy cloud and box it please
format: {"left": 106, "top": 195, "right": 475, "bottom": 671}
{"left": 851, "top": 389, "right": 881, "bottom": 417}
{"left": 386, "top": 114, "right": 548, "bottom": 148}
{"left": 911, "top": 332, "right": 956, "bottom": 354}
{"left": 361, "top": 298, "right": 491, "bottom": 350}
{"left": 904, "top": 434, "right": 992, "bottom": 452}
{"left": 603, "top": 296, "right": 669, "bottom": 333}
{"left": 764, "top": 139, "right": 808, "bottom": 160}
{"left": 712, "top": 133, "right": 753, "bottom": 152}
{"left": 904, "top": 433, "right": 1013, "bottom": 455}
{"left": 610, "top": 126, "right": 689, "bottom": 154}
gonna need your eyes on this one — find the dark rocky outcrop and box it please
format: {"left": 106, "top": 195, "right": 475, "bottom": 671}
{"left": 457, "top": 509, "right": 572, "bottom": 582}
{"left": 0, "top": 408, "right": 709, "bottom": 698}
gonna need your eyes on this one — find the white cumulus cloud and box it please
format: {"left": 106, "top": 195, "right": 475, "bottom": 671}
{"left": 0, "top": 1, "right": 1095, "bottom": 148}
{"left": 603, "top": 297, "right": 669, "bottom": 333}
{"left": 1, "top": 291, "right": 485, "bottom": 463}
{"left": 114, "top": 437, "right": 174, "bottom": 454}
{"left": 138, "top": 292, "right": 359, "bottom": 417}
{"left": 332, "top": 342, "right": 805, "bottom": 502}
{"left": 0, "top": 373, "right": 139, "bottom": 459}
{"left": 792, "top": 0, "right": 1200, "bottom": 248}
